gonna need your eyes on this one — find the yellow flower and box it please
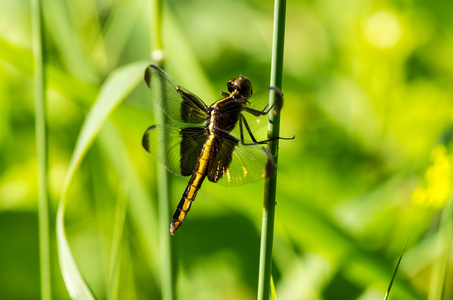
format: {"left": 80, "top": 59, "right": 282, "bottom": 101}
{"left": 411, "top": 145, "right": 453, "bottom": 209}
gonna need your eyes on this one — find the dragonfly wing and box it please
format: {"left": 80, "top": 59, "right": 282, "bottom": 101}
{"left": 245, "top": 86, "right": 283, "bottom": 113}
{"left": 145, "top": 65, "right": 208, "bottom": 124}
{"left": 143, "top": 124, "right": 207, "bottom": 176}
{"left": 207, "top": 134, "right": 274, "bottom": 186}
{"left": 228, "top": 87, "right": 283, "bottom": 138}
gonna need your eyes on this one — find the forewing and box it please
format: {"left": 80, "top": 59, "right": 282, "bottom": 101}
{"left": 142, "top": 124, "right": 207, "bottom": 176}
{"left": 145, "top": 65, "right": 208, "bottom": 124}
{"left": 230, "top": 86, "right": 284, "bottom": 137}
{"left": 246, "top": 86, "right": 283, "bottom": 113}
{"left": 207, "top": 135, "right": 274, "bottom": 186}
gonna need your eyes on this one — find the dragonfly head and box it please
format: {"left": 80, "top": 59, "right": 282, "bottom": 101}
{"left": 227, "top": 76, "right": 253, "bottom": 99}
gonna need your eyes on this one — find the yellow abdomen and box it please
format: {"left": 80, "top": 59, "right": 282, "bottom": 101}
{"left": 170, "top": 134, "right": 215, "bottom": 234}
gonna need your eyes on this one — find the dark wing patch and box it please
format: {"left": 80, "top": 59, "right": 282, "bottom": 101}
{"left": 179, "top": 127, "right": 208, "bottom": 176}
{"left": 145, "top": 65, "right": 208, "bottom": 124}
{"left": 142, "top": 124, "right": 207, "bottom": 176}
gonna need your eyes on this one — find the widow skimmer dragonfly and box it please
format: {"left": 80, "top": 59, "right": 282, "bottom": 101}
{"left": 142, "top": 65, "right": 286, "bottom": 234}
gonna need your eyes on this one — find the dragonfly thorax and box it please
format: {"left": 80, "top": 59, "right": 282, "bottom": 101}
{"left": 207, "top": 98, "right": 244, "bottom": 134}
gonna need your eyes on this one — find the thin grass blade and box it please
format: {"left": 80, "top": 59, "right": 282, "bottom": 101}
{"left": 271, "top": 275, "right": 278, "bottom": 300}
{"left": 383, "top": 238, "right": 409, "bottom": 300}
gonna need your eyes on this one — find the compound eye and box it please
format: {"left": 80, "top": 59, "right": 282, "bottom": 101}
{"left": 227, "top": 76, "right": 252, "bottom": 98}
{"left": 227, "top": 78, "right": 236, "bottom": 93}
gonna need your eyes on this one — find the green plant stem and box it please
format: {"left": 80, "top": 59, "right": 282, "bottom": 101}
{"left": 156, "top": 126, "right": 175, "bottom": 300}
{"left": 150, "top": 1, "right": 175, "bottom": 299}
{"left": 31, "top": 0, "right": 51, "bottom": 299}
{"left": 151, "top": 0, "right": 164, "bottom": 63}
{"left": 428, "top": 193, "right": 453, "bottom": 300}
{"left": 257, "top": 0, "right": 286, "bottom": 299}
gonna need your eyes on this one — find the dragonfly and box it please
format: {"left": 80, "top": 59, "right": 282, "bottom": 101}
{"left": 142, "top": 64, "right": 287, "bottom": 234}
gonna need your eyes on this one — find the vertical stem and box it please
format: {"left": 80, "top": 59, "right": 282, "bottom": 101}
{"left": 257, "top": 0, "right": 286, "bottom": 299}
{"left": 151, "top": 0, "right": 164, "bottom": 61}
{"left": 31, "top": 0, "right": 51, "bottom": 299}
{"left": 428, "top": 193, "right": 453, "bottom": 300}
{"left": 150, "top": 0, "right": 175, "bottom": 299}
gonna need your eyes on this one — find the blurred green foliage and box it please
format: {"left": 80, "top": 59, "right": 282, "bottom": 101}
{"left": 1, "top": 0, "right": 453, "bottom": 299}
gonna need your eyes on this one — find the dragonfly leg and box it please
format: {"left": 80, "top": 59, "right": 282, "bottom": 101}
{"left": 238, "top": 114, "right": 293, "bottom": 146}
{"left": 243, "top": 87, "right": 283, "bottom": 117}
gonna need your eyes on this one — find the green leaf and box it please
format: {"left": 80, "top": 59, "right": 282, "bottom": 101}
{"left": 57, "top": 60, "right": 148, "bottom": 299}
{"left": 107, "top": 185, "right": 128, "bottom": 300}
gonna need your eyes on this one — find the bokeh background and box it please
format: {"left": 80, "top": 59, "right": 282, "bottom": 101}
{"left": 1, "top": 0, "right": 453, "bottom": 299}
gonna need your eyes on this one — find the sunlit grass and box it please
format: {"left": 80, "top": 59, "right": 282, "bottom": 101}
{"left": 56, "top": 61, "right": 146, "bottom": 298}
